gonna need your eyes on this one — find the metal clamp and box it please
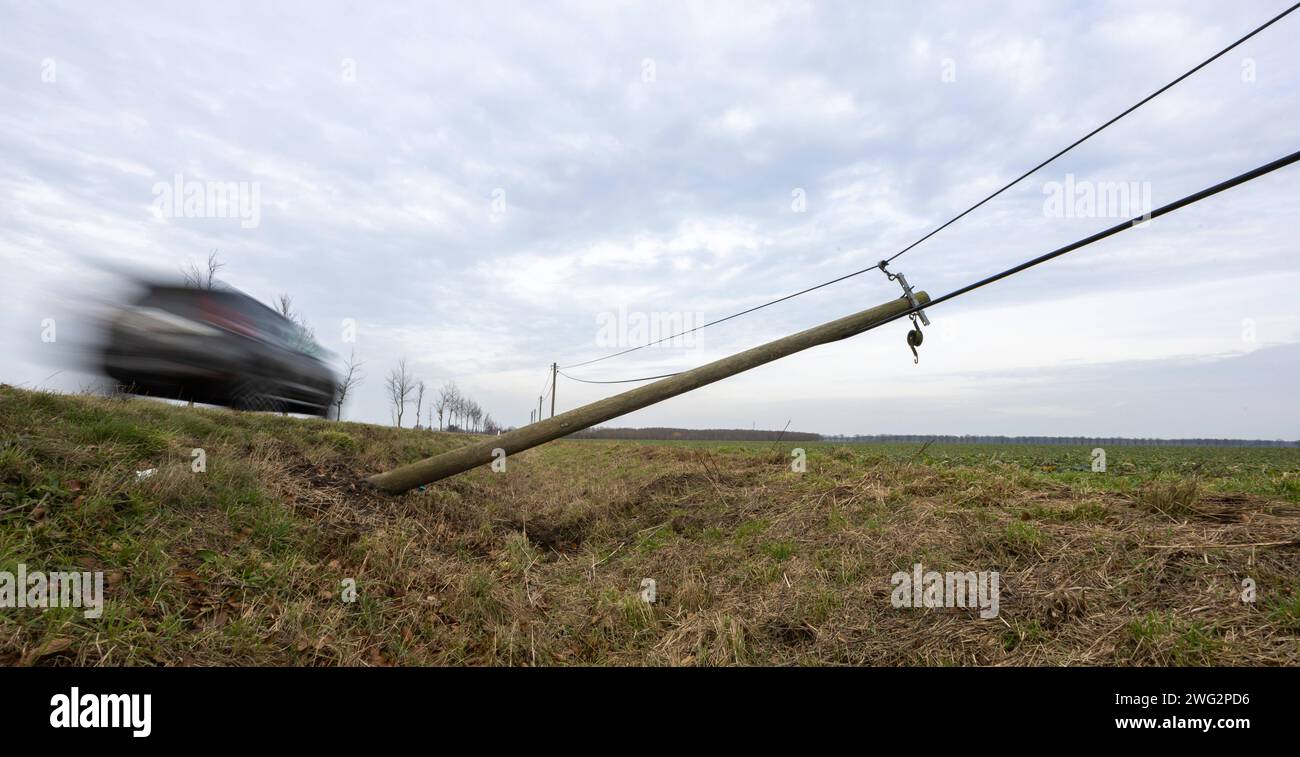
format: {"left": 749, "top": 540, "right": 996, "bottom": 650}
{"left": 879, "top": 261, "right": 929, "bottom": 364}
{"left": 878, "top": 260, "right": 929, "bottom": 326}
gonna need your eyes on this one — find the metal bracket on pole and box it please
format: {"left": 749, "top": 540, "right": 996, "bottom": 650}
{"left": 879, "top": 261, "right": 929, "bottom": 364}
{"left": 878, "top": 261, "right": 929, "bottom": 326}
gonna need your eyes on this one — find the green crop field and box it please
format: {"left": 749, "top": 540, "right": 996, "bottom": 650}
{"left": 3, "top": 384, "right": 1299, "bottom": 666}
{"left": 598, "top": 439, "right": 1300, "bottom": 499}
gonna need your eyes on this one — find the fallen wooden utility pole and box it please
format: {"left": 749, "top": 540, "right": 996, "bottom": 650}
{"left": 367, "top": 291, "right": 928, "bottom": 494}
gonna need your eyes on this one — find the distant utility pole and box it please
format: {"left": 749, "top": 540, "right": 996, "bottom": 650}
{"left": 550, "top": 362, "right": 557, "bottom": 418}
{"left": 538, "top": 395, "right": 543, "bottom": 423}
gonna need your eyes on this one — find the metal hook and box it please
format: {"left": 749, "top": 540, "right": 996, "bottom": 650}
{"left": 880, "top": 261, "right": 929, "bottom": 364}
{"left": 906, "top": 315, "right": 923, "bottom": 364}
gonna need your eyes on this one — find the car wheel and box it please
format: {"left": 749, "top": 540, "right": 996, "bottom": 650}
{"left": 230, "top": 381, "right": 282, "bottom": 413}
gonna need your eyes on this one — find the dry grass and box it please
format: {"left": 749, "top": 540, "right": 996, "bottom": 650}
{"left": 2, "top": 385, "right": 1299, "bottom": 666}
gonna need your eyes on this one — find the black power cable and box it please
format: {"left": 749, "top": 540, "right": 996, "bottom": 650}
{"left": 558, "top": 3, "right": 1300, "bottom": 372}
{"left": 874, "top": 148, "right": 1300, "bottom": 332}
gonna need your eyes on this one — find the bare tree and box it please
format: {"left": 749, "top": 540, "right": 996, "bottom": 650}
{"left": 180, "top": 250, "right": 224, "bottom": 409}
{"left": 413, "top": 380, "right": 426, "bottom": 429}
{"left": 451, "top": 395, "right": 466, "bottom": 431}
{"left": 183, "top": 250, "right": 224, "bottom": 289}
{"left": 334, "top": 349, "right": 364, "bottom": 421}
{"left": 274, "top": 293, "right": 295, "bottom": 319}
{"left": 273, "top": 293, "right": 317, "bottom": 352}
{"left": 470, "top": 403, "right": 482, "bottom": 433}
{"left": 267, "top": 293, "right": 319, "bottom": 414}
{"left": 435, "top": 382, "right": 457, "bottom": 431}
{"left": 385, "top": 358, "right": 415, "bottom": 427}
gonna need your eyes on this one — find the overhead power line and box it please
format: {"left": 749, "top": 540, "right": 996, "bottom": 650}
{"left": 879, "top": 0, "right": 1298, "bottom": 269}
{"left": 557, "top": 3, "right": 1300, "bottom": 372}
{"left": 559, "top": 148, "right": 1300, "bottom": 383}
{"left": 558, "top": 368, "right": 682, "bottom": 385}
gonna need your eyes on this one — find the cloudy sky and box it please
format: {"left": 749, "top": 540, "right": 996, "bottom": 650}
{"left": 2, "top": 0, "right": 1297, "bottom": 438}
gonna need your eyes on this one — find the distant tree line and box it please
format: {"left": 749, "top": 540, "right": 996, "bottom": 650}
{"left": 823, "top": 434, "right": 1300, "bottom": 448}
{"left": 383, "top": 361, "right": 502, "bottom": 434}
{"left": 568, "top": 428, "right": 1300, "bottom": 446}
{"left": 571, "top": 426, "right": 820, "bottom": 442}
{"left": 429, "top": 379, "right": 501, "bottom": 434}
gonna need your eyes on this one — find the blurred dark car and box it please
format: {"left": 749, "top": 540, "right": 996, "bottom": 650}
{"left": 101, "top": 284, "right": 337, "bottom": 416}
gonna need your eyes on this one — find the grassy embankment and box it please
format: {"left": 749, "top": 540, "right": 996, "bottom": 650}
{"left": 2, "top": 384, "right": 1298, "bottom": 665}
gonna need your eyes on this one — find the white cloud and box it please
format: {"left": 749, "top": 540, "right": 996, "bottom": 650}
{"left": 2, "top": 0, "right": 1296, "bottom": 435}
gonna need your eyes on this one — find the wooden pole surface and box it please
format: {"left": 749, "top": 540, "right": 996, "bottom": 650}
{"left": 367, "top": 291, "right": 928, "bottom": 493}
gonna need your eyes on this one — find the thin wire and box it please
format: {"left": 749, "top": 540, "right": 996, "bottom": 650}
{"left": 882, "top": 0, "right": 1299, "bottom": 266}
{"left": 557, "top": 3, "right": 1299, "bottom": 371}
{"left": 558, "top": 148, "right": 1300, "bottom": 385}
{"left": 560, "top": 267, "right": 880, "bottom": 369}
{"left": 558, "top": 368, "right": 682, "bottom": 384}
